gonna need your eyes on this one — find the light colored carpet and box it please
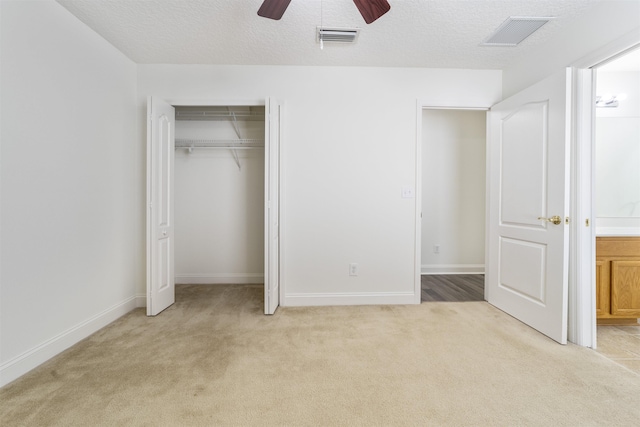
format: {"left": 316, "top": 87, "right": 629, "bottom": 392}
{"left": 2, "top": 284, "right": 639, "bottom": 426}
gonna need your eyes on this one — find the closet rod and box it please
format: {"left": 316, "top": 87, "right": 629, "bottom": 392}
{"left": 175, "top": 138, "right": 264, "bottom": 148}
{"left": 175, "top": 146, "right": 263, "bottom": 150}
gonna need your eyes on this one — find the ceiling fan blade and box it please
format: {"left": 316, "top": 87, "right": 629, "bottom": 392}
{"left": 258, "top": 0, "right": 292, "bottom": 20}
{"left": 353, "top": 0, "right": 391, "bottom": 24}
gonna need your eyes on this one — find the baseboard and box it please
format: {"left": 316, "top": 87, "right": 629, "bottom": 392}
{"left": 282, "top": 292, "right": 418, "bottom": 307}
{"left": 135, "top": 294, "right": 147, "bottom": 308}
{"left": 0, "top": 295, "right": 138, "bottom": 388}
{"left": 175, "top": 274, "right": 264, "bottom": 284}
{"left": 421, "top": 264, "right": 485, "bottom": 275}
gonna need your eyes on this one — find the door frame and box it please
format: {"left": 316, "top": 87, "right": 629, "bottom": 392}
{"left": 414, "top": 102, "right": 490, "bottom": 304}
{"left": 160, "top": 97, "right": 283, "bottom": 312}
{"left": 569, "top": 31, "right": 640, "bottom": 348}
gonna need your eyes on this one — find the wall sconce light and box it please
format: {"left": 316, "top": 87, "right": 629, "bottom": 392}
{"left": 596, "top": 93, "right": 627, "bottom": 108}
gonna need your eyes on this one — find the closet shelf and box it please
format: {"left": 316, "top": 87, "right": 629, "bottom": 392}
{"left": 175, "top": 139, "right": 264, "bottom": 149}
{"left": 175, "top": 106, "right": 265, "bottom": 122}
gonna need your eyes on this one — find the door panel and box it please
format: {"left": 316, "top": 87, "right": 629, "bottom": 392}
{"left": 500, "top": 103, "right": 547, "bottom": 226}
{"left": 147, "top": 97, "right": 176, "bottom": 316}
{"left": 595, "top": 259, "right": 608, "bottom": 317}
{"left": 500, "top": 238, "right": 546, "bottom": 304}
{"left": 487, "top": 69, "right": 571, "bottom": 344}
{"left": 611, "top": 261, "right": 640, "bottom": 316}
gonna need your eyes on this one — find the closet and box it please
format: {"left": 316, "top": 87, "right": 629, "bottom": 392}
{"left": 173, "top": 106, "right": 266, "bottom": 286}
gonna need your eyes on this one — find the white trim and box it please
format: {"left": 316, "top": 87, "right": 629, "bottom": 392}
{"left": 283, "top": 292, "right": 417, "bottom": 307}
{"left": 416, "top": 99, "right": 492, "bottom": 110}
{"left": 484, "top": 108, "right": 494, "bottom": 303}
{"left": 0, "top": 296, "right": 138, "bottom": 388}
{"left": 278, "top": 101, "right": 287, "bottom": 306}
{"left": 421, "top": 107, "right": 490, "bottom": 111}
{"left": 422, "top": 264, "right": 485, "bottom": 275}
{"left": 145, "top": 96, "right": 153, "bottom": 316}
{"left": 175, "top": 273, "right": 264, "bottom": 284}
{"left": 569, "top": 67, "right": 597, "bottom": 348}
{"left": 166, "top": 98, "right": 265, "bottom": 107}
{"left": 135, "top": 294, "right": 147, "bottom": 308}
{"left": 414, "top": 100, "right": 423, "bottom": 304}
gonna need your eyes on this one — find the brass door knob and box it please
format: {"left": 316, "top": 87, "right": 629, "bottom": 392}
{"left": 537, "top": 215, "right": 562, "bottom": 225}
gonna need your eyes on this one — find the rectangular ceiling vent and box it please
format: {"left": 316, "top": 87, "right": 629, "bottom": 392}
{"left": 317, "top": 27, "right": 360, "bottom": 44}
{"left": 481, "top": 17, "right": 554, "bottom": 46}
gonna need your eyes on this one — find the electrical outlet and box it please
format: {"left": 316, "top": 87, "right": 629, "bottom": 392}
{"left": 434, "top": 245, "right": 440, "bottom": 254}
{"left": 349, "top": 263, "right": 359, "bottom": 276}
{"left": 401, "top": 186, "right": 415, "bottom": 199}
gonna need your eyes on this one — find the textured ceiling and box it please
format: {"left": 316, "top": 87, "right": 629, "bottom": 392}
{"left": 56, "top": 0, "right": 607, "bottom": 69}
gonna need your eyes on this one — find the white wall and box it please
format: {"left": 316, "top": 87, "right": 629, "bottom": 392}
{"left": 174, "top": 115, "right": 265, "bottom": 283}
{"left": 595, "top": 69, "right": 640, "bottom": 235}
{"left": 0, "top": 1, "right": 139, "bottom": 386}
{"left": 421, "top": 110, "right": 486, "bottom": 274}
{"left": 503, "top": 1, "right": 640, "bottom": 97}
{"left": 138, "top": 65, "right": 502, "bottom": 306}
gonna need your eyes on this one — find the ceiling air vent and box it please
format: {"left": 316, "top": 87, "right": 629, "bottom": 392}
{"left": 317, "top": 27, "right": 360, "bottom": 44}
{"left": 481, "top": 17, "right": 554, "bottom": 46}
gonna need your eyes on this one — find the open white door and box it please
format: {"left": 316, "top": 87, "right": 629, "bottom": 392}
{"left": 264, "top": 98, "right": 282, "bottom": 315}
{"left": 486, "top": 69, "right": 571, "bottom": 344}
{"left": 146, "top": 97, "right": 176, "bottom": 316}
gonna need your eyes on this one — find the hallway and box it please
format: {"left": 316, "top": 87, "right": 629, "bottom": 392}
{"left": 421, "top": 274, "right": 484, "bottom": 302}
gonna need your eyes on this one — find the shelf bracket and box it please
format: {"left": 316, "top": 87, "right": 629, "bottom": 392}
{"left": 228, "top": 109, "right": 242, "bottom": 171}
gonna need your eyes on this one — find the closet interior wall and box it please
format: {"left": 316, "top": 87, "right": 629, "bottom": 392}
{"left": 174, "top": 106, "right": 266, "bottom": 285}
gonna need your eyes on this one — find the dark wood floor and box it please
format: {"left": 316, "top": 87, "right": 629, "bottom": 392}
{"left": 421, "top": 274, "right": 485, "bottom": 302}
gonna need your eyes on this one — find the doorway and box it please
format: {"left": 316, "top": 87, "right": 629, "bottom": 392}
{"left": 567, "top": 31, "right": 640, "bottom": 348}
{"left": 593, "top": 48, "right": 640, "bottom": 235}
{"left": 146, "top": 98, "right": 282, "bottom": 316}
{"left": 418, "top": 71, "right": 573, "bottom": 345}
{"left": 591, "top": 47, "right": 640, "bottom": 373}
{"left": 173, "top": 106, "right": 266, "bottom": 287}
{"left": 420, "top": 108, "right": 487, "bottom": 302}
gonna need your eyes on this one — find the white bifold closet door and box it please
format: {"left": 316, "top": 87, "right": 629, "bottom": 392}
{"left": 265, "top": 98, "right": 282, "bottom": 314}
{"left": 146, "top": 97, "right": 282, "bottom": 316}
{"left": 146, "top": 97, "right": 176, "bottom": 316}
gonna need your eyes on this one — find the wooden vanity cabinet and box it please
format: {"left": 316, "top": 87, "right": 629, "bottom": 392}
{"left": 596, "top": 237, "right": 640, "bottom": 324}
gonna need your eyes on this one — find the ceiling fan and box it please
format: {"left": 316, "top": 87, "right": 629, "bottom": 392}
{"left": 258, "top": 0, "right": 391, "bottom": 24}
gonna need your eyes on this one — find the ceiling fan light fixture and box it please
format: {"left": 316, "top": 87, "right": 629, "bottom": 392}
{"left": 352, "top": 0, "right": 391, "bottom": 24}
{"left": 481, "top": 16, "right": 554, "bottom": 46}
{"left": 316, "top": 27, "right": 360, "bottom": 44}
{"left": 257, "top": 0, "right": 292, "bottom": 20}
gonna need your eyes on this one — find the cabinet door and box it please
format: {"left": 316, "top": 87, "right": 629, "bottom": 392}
{"left": 611, "top": 260, "right": 640, "bottom": 317}
{"left": 595, "top": 259, "right": 610, "bottom": 317}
